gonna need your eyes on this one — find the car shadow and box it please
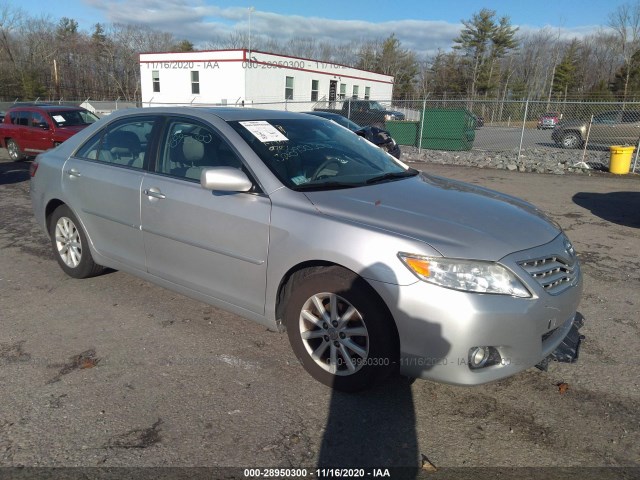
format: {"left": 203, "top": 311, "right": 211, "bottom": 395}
{"left": 573, "top": 191, "right": 640, "bottom": 228}
{"left": 317, "top": 377, "right": 419, "bottom": 477}
{"left": 0, "top": 159, "right": 30, "bottom": 185}
{"left": 317, "top": 263, "right": 450, "bottom": 478}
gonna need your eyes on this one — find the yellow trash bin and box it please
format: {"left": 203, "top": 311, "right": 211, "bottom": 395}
{"left": 609, "top": 145, "right": 634, "bottom": 174}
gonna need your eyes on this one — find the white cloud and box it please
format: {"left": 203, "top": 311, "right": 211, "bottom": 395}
{"left": 83, "top": 0, "right": 601, "bottom": 58}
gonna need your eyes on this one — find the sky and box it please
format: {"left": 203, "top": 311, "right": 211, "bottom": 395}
{"left": 7, "top": 0, "right": 628, "bottom": 57}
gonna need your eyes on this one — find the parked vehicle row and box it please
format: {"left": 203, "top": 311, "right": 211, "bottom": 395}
{"left": 30, "top": 106, "right": 583, "bottom": 392}
{"left": 0, "top": 104, "right": 98, "bottom": 160}
{"left": 313, "top": 99, "right": 405, "bottom": 128}
{"left": 552, "top": 110, "right": 640, "bottom": 149}
{"left": 537, "top": 112, "right": 561, "bottom": 130}
{"left": 304, "top": 111, "right": 401, "bottom": 158}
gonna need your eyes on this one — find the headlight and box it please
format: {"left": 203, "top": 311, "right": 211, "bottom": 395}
{"left": 398, "top": 253, "right": 531, "bottom": 298}
{"left": 384, "top": 114, "right": 394, "bottom": 121}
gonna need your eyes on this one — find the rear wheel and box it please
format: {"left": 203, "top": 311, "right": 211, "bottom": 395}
{"left": 284, "top": 266, "right": 398, "bottom": 392}
{"left": 49, "top": 205, "right": 104, "bottom": 278}
{"left": 7, "top": 139, "right": 25, "bottom": 161}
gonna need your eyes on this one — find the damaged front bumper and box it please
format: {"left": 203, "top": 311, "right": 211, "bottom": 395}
{"left": 536, "top": 314, "right": 585, "bottom": 371}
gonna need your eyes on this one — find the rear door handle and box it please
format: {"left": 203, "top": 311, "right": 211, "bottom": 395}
{"left": 66, "top": 168, "right": 81, "bottom": 177}
{"left": 143, "top": 188, "right": 166, "bottom": 199}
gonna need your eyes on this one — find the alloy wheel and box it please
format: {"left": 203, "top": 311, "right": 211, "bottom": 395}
{"left": 298, "top": 292, "right": 369, "bottom": 376}
{"left": 54, "top": 216, "right": 82, "bottom": 268}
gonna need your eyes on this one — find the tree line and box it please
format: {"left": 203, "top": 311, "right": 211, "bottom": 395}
{"left": 2, "top": 1, "right": 640, "bottom": 103}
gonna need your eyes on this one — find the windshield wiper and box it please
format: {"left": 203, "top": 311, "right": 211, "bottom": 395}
{"left": 293, "top": 181, "right": 361, "bottom": 191}
{"left": 365, "top": 168, "right": 419, "bottom": 185}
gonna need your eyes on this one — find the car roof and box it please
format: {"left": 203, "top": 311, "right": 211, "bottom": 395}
{"left": 193, "top": 107, "right": 312, "bottom": 121}
{"left": 106, "top": 106, "right": 316, "bottom": 122}
{"left": 303, "top": 111, "right": 343, "bottom": 120}
{"left": 8, "top": 104, "right": 86, "bottom": 112}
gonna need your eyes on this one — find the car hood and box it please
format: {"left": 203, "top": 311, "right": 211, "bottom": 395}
{"left": 303, "top": 173, "right": 560, "bottom": 261}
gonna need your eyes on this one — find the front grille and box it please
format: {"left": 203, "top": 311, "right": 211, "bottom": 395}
{"left": 519, "top": 255, "right": 578, "bottom": 295}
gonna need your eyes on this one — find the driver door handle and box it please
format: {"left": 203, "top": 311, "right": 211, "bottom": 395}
{"left": 66, "top": 168, "right": 82, "bottom": 177}
{"left": 143, "top": 188, "right": 166, "bottom": 200}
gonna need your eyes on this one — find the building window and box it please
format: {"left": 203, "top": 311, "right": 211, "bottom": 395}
{"left": 364, "top": 86, "right": 371, "bottom": 100}
{"left": 285, "top": 76, "right": 294, "bottom": 100}
{"left": 311, "top": 79, "right": 319, "bottom": 101}
{"left": 191, "top": 71, "right": 200, "bottom": 95}
{"left": 152, "top": 70, "right": 160, "bottom": 93}
{"left": 352, "top": 85, "right": 359, "bottom": 99}
{"left": 339, "top": 83, "right": 346, "bottom": 100}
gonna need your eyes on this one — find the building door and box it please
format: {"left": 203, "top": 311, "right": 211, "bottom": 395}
{"left": 329, "top": 80, "right": 337, "bottom": 108}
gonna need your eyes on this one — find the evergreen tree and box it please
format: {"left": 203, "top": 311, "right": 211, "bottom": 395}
{"left": 357, "top": 35, "right": 418, "bottom": 100}
{"left": 553, "top": 40, "right": 581, "bottom": 98}
{"left": 454, "top": 9, "right": 518, "bottom": 97}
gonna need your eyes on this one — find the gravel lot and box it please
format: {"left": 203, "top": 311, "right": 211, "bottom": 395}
{"left": 0, "top": 147, "right": 639, "bottom": 479}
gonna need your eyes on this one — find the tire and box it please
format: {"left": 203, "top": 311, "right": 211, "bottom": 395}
{"left": 284, "top": 266, "right": 398, "bottom": 392}
{"left": 7, "top": 139, "right": 25, "bottom": 161}
{"left": 560, "top": 132, "right": 581, "bottom": 149}
{"left": 49, "top": 205, "right": 104, "bottom": 278}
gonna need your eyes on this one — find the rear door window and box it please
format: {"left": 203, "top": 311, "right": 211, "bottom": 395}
{"left": 11, "top": 111, "right": 29, "bottom": 126}
{"left": 593, "top": 112, "right": 619, "bottom": 124}
{"left": 75, "top": 116, "right": 158, "bottom": 170}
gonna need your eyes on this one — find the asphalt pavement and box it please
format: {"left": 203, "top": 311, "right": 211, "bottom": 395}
{"left": 0, "top": 148, "right": 638, "bottom": 479}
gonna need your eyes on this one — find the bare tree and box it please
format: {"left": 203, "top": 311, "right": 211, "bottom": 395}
{"left": 609, "top": 1, "right": 640, "bottom": 101}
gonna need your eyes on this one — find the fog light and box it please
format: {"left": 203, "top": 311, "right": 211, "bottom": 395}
{"left": 468, "top": 346, "right": 501, "bottom": 370}
{"left": 469, "top": 347, "right": 489, "bottom": 368}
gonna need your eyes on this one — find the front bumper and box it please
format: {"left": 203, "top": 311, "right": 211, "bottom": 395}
{"left": 368, "top": 235, "right": 583, "bottom": 385}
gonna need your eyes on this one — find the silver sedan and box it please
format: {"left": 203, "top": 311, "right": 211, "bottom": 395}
{"left": 30, "top": 107, "right": 583, "bottom": 392}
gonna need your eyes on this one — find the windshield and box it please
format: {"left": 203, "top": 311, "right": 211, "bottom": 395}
{"left": 229, "top": 118, "right": 414, "bottom": 191}
{"left": 369, "top": 101, "right": 385, "bottom": 111}
{"left": 48, "top": 110, "right": 99, "bottom": 127}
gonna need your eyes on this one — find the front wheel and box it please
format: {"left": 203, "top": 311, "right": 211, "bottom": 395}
{"left": 7, "top": 139, "right": 25, "bottom": 161}
{"left": 560, "top": 132, "right": 582, "bottom": 149}
{"left": 49, "top": 205, "right": 104, "bottom": 278}
{"left": 284, "top": 266, "right": 398, "bottom": 392}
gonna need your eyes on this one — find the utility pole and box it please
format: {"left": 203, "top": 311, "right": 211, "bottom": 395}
{"left": 248, "top": 7, "right": 255, "bottom": 62}
{"left": 54, "top": 59, "right": 61, "bottom": 99}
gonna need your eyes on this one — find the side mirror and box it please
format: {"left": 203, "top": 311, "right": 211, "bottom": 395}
{"left": 200, "top": 167, "right": 252, "bottom": 192}
{"left": 39, "top": 122, "right": 50, "bottom": 130}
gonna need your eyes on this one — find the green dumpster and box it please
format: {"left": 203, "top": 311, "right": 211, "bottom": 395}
{"left": 419, "top": 108, "right": 476, "bottom": 151}
{"left": 385, "top": 121, "right": 419, "bottom": 146}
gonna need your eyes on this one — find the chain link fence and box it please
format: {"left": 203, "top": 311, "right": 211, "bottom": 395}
{"left": 4, "top": 97, "right": 640, "bottom": 173}
{"left": 235, "top": 98, "right": 640, "bottom": 173}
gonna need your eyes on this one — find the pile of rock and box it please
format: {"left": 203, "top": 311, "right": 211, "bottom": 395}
{"left": 401, "top": 147, "right": 621, "bottom": 175}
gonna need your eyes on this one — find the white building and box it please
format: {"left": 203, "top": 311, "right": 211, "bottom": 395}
{"left": 139, "top": 49, "right": 394, "bottom": 111}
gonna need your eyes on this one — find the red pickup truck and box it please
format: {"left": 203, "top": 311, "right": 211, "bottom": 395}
{"left": 0, "top": 105, "right": 99, "bottom": 160}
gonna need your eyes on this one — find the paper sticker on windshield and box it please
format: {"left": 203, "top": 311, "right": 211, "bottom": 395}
{"left": 53, "top": 115, "right": 66, "bottom": 123}
{"left": 240, "top": 121, "right": 288, "bottom": 143}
